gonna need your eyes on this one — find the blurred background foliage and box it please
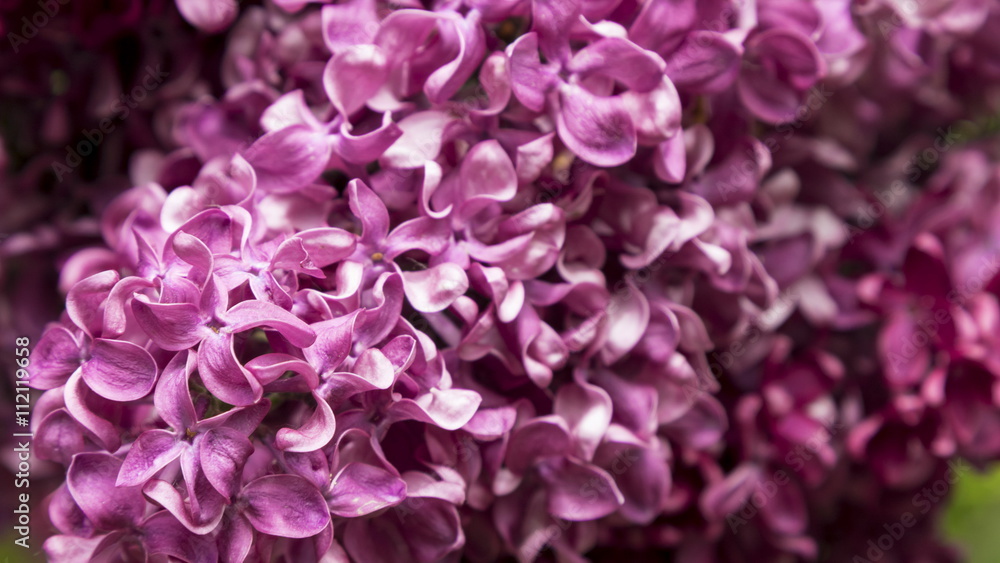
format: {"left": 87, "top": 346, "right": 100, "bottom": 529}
{"left": 944, "top": 464, "right": 1000, "bottom": 563}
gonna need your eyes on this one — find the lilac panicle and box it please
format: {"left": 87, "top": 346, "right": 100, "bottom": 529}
{"left": 18, "top": 0, "right": 1000, "bottom": 562}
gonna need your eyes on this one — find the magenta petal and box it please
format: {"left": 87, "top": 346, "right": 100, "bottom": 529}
{"left": 241, "top": 475, "right": 332, "bottom": 538}
{"left": 538, "top": 458, "right": 624, "bottom": 521}
{"left": 103, "top": 276, "right": 156, "bottom": 338}
{"left": 304, "top": 314, "right": 358, "bottom": 376}
{"left": 379, "top": 111, "right": 453, "bottom": 169}
{"left": 67, "top": 270, "right": 119, "bottom": 338}
{"left": 554, "top": 382, "right": 613, "bottom": 460}
{"left": 132, "top": 298, "right": 207, "bottom": 351}
{"left": 556, "top": 84, "right": 637, "bottom": 167}
{"left": 622, "top": 77, "right": 682, "bottom": 145}
{"left": 401, "top": 264, "right": 470, "bottom": 313}
{"left": 82, "top": 338, "right": 158, "bottom": 401}
{"left": 30, "top": 326, "right": 83, "bottom": 390}
{"left": 43, "top": 534, "right": 105, "bottom": 562}
{"left": 321, "top": 0, "right": 378, "bottom": 52}
{"left": 248, "top": 353, "right": 319, "bottom": 390}
{"left": 293, "top": 228, "right": 358, "bottom": 268}
{"left": 199, "top": 427, "right": 254, "bottom": 498}
{"left": 142, "top": 511, "right": 220, "bottom": 563}
{"left": 49, "top": 482, "right": 93, "bottom": 537}
{"left": 472, "top": 51, "right": 512, "bottom": 116}
{"left": 600, "top": 284, "right": 651, "bottom": 364}
{"left": 198, "top": 333, "right": 262, "bottom": 407}
{"left": 154, "top": 351, "right": 198, "bottom": 431}
{"left": 699, "top": 463, "right": 762, "bottom": 520}
{"left": 242, "top": 126, "right": 333, "bottom": 193}
{"left": 597, "top": 443, "right": 671, "bottom": 524}
{"left": 506, "top": 33, "right": 559, "bottom": 112}
{"left": 462, "top": 406, "right": 517, "bottom": 439}
{"left": 350, "top": 347, "right": 397, "bottom": 390}
{"left": 224, "top": 300, "right": 316, "bottom": 347}
{"left": 738, "top": 29, "right": 825, "bottom": 124}
{"left": 175, "top": 0, "right": 237, "bottom": 32}
{"left": 879, "top": 311, "right": 930, "bottom": 388}
{"left": 276, "top": 392, "right": 337, "bottom": 452}
{"left": 348, "top": 179, "right": 390, "bottom": 245}
{"left": 169, "top": 231, "right": 215, "bottom": 288}
{"left": 142, "top": 478, "right": 226, "bottom": 535}
{"left": 355, "top": 273, "right": 405, "bottom": 347}
{"left": 458, "top": 140, "right": 518, "bottom": 212}
{"left": 211, "top": 400, "right": 271, "bottom": 437}
{"left": 384, "top": 217, "right": 451, "bottom": 258}
{"left": 68, "top": 452, "right": 145, "bottom": 530}
{"left": 65, "top": 370, "right": 121, "bottom": 451}
{"left": 327, "top": 462, "right": 407, "bottom": 517}
{"left": 391, "top": 388, "right": 483, "bottom": 431}
{"left": 654, "top": 133, "right": 687, "bottom": 183}
{"left": 324, "top": 45, "right": 389, "bottom": 117}
{"left": 36, "top": 409, "right": 91, "bottom": 465}
{"left": 567, "top": 37, "right": 666, "bottom": 93}
{"left": 218, "top": 512, "right": 254, "bottom": 563}
{"left": 506, "top": 417, "right": 572, "bottom": 474}
{"left": 425, "top": 11, "right": 487, "bottom": 103}
{"left": 332, "top": 112, "right": 404, "bottom": 164}
{"left": 117, "top": 429, "right": 184, "bottom": 486}
{"left": 664, "top": 31, "right": 742, "bottom": 94}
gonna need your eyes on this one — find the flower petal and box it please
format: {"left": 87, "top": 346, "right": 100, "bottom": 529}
{"left": 324, "top": 45, "right": 390, "bottom": 117}
{"left": 241, "top": 475, "right": 332, "bottom": 538}
{"left": 328, "top": 462, "right": 407, "bottom": 517}
{"left": 67, "top": 270, "right": 119, "bottom": 338}
{"left": 117, "top": 429, "right": 184, "bottom": 487}
{"left": 198, "top": 333, "right": 262, "bottom": 407}
{"left": 243, "top": 126, "right": 333, "bottom": 194}
{"left": 538, "top": 458, "right": 624, "bottom": 521}
{"left": 555, "top": 83, "right": 636, "bottom": 167}
{"left": 132, "top": 298, "right": 207, "bottom": 351}
{"left": 143, "top": 511, "right": 220, "bottom": 563}
{"left": 224, "top": 299, "right": 317, "bottom": 347}
{"left": 30, "top": 326, "right": 83, "bottom": 390}
{"left": 68, "top": 452, "right": 145, "bottom": 530}
{"left": 276, "top": 392, "right": 337, "bottom": 452}
{"left": 390, "top": 388, "right": 483, "bottom": 431}
{"left": 175, "top": 0, "right": 237, "bottom": 32}
{"left": 401, "top": 264, "right": 470, "bottom": 313}
{"left": 567, "top": 37, "right": 666, "bottom": 93}
{"left": 82, "top": 338, "right": 158, "bottom": 401}
{"left": 199, "top": 427, "right": 255, "bottom": 498}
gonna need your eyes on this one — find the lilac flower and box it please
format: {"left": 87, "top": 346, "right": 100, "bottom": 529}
{"left": 44, "top": 452, "right": 218, "bottom": 563}
{"left": 18, "top": 0, "right": 1000, "bottom": 561}
{"left": 132, "top": 276, "right": 316, "bottom": 405}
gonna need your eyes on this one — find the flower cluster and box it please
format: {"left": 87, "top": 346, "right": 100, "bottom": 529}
{"left": 16, "top": 0, "right": 1000, "bottom": 561}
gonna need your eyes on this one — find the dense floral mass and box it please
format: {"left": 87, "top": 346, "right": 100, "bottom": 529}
{"left": 4, "top": 0, "right": 1000, "bottom": 561}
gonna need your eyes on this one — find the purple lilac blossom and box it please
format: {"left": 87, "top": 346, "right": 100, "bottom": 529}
{"left": 4, "top": 0, "right": 1000, "bottom": 562}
